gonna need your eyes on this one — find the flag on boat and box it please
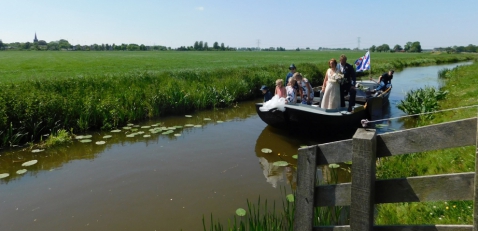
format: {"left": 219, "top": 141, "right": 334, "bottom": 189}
{"left": 355, "top": 51, "right": 370, "bottom": 72}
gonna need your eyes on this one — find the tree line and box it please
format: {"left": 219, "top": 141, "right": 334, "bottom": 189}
{"left": 433, "top": 44, "right": 478, "bottom": 53}
{"left": 369, "top": 41, "right": 423, "bottom": 53}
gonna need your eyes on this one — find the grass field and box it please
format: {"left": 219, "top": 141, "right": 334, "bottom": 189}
{"left": 0, "top": 51, "right": 475, "bottom": 147}
{"left": 0, "top": 51, "right": 466, "bottom": 82}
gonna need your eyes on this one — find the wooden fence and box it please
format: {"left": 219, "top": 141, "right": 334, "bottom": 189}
{"left": 293, "top": 117, "right": 478, "bottom": 231}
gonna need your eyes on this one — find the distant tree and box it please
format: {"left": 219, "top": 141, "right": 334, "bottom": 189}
{"left": 306, "top": 47, "right": 310, "bottom": 50}
{"left": 204, "top": 42, "right": 208, "bottom": 51}
{"left": 23, "top": 42, "right": 31, "bottom": 50}
{"left": 295, "top": 47, "right": 300, "bottom": 51}
{"left": 370, "top": 45, "right": 376, "bottom": 52}
{"left": 127, "top": 44, "right": 140, "bottom": 51}
{"left": 213, "top": 42, "right": 219, "bottom": 50}
{"left": 220, "top": 43, "right": 225, "bottom": 50}
{"left": 193, "top": 41, "right": 199, "bottom": 50}
{"left": 47, "top": 41, "right": 59, "bottom": 50}
{"left": 139, "top": 44, "right": 146, "bottom": 51}
{"left": 58, "top": 39, "right": 71, "bottom": 50}
{"left": 404, "top": 42, "right": 413, "bottom": 52}
{"left": 0, "top": 39, "right": 3, "bottom": 50}
{"left": 198, "top": 41, "right": 203, "bottom": 50}
{"left": 393, "top": 44, "right": 403, "bottom": 52}
{"left": 38, "top": 40, "right": 47, "bottom": 46}
{"left": 75, "top": 44, "right": 82, "bottom": 51}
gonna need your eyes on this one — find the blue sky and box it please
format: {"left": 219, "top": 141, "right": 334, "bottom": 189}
{"left": 2, "top": 0, "right": 477, "bottom": 49}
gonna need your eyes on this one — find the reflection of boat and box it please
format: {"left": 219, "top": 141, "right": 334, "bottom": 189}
{"left": 255, "top": 80, "right": 391, "bottom": 132}
{"left": 255, "top": 126, "right": 300, "bottom": 189}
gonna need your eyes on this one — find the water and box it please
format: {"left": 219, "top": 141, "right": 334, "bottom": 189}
{"left": 0, "top": 62, "right": 472, "bottom": 231}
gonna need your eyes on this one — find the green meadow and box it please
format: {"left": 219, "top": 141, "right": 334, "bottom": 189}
{"left": 0, "top": 51, "right": 475, "bottom": 147}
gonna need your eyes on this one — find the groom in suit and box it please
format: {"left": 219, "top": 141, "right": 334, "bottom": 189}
{"left": 338, "top": 54, "right": 356, "bottom": 112}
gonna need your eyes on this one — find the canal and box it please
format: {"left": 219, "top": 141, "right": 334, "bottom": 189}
{"left": 0, "top": 62, "right": 472, "bottom": 231}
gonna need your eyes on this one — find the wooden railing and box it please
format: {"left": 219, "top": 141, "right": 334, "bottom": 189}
{"left": 294, "top": 117, "right": 478, "bottom": 231}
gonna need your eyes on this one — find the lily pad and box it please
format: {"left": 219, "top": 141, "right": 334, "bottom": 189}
{"left": 174, "top": 126, "right": 183, "bottom": 129}
{"left": 261, "top": 148, "right": 272, "bottom": 153}
{"left": 141, "top": 126, "right": 151, "bottom": 129}
{"left": 292, "top": 155, "right": 298, "bottom": 159}
{"left": 16, "top": 169, "right": 27, "bottom": 174}
{"left": 174, "top": 134, "right": 181, "bottom": 137}
{"left": 132, "top": 125, "right": 140, "bottom": 128}
{"left": 185, "top": 115, "right": 192, "bottom": 117}
{"left": 151, "top": 124, "right": 159, "bottom": 127}
{"left": 103, "top": 135, "right": 113, "bottom": 139}
{"left": 126, "top": 134, "right": 136, "bottom": 137}
{"left": 111, "top": 129, "right": 122, "bottom": 133}
{"left": 143, "top": 135, "right": 151, "bottom": 138}
{"left": 96, "top": 141, "right": 106, "bottom": 145}
{"left": 273, "top": 161, "right": 289, "bottom": 167}
{"left": 184, "top": 124, "right": 195, "bottom": 127}
{"left": 204, "top": 118, "right": 211, "bottom": 121}
{"left": 0, "top": 173, "right": 9, "bottom": 179}
{"left": 236, "top": 208, "right": 246, "bottom": 217}
{"left": 344, "top": 161, "right": 353, "bottom": 165}
{"left": 329, "top": 163, "right": 340, "bottom": 169}
{"left": 137, "top": 131, "right": 145, "bottom": 134}
{"left": 75, "top": 135, "right": 85, "bottom": 139}
{"left": 80, "top": 139, "right": 92, "bottom": 143}
{"left": 31, "top": 149, "right": 44, "bottom": 153}
{"left": 217, "top": 121, "right": 224, "bottom": 123}
{"left": 167, "top": 127, "right": 176, "bottom": 130}
{"left": 22, "top": 160, "right": 38, "bottom": 167}
{"left": 82, "top": 135, "right": 92, "bottom": 139}
{"left": 122, "top": 126, "right": 132, "bottom": 130}
{"left": 286, "top": 194, "right": 295, "bottom": 202}
{"left": 131, "top": 128, "right": 139, "bottom": 132}
{"left": 127, "top": 123, "right": 134, "bottom": 126}
{"left": 194, "top": 125, "right": 202, "bottom": 128}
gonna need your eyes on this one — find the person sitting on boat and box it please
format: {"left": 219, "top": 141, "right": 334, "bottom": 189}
{"left": 294, "top": 73, "right": 314, "bottom": 105}
{"left": 370, "top": 69, "right": 394, "bottom": 93}
{"left": 274, "top": 79, "right": 287, "bottom": 98}
{"left": 285, "top": 77, "right": 297, "bottom": 104}
{"left": 320, "top": 58, "right": 341, "bottom": 110}
{"left": 260, "top": 85, "right": 273, "bottom": 102}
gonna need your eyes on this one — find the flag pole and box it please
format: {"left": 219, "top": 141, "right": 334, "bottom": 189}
{"left": 368, "top": 50, "right": 371, "bottom": 80}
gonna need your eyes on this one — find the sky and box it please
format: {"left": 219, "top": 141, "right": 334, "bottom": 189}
{"left": 1, "top": 0, "right": 477, "bottom": 49}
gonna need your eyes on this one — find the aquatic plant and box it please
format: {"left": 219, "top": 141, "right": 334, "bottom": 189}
{"left": 397, "top": 86, "right": 448, "bottom": 118}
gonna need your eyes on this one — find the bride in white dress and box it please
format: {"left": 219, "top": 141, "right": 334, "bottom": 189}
{"left": 321, "top": 58, "right": 342, "bottom": 109}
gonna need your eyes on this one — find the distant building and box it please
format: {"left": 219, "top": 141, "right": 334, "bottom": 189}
{"left": 34, "top": 33, "right": 38, "bottom": 43}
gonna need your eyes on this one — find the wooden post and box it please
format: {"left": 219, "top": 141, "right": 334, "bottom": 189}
{"left": 473, "top": 112, "right": 478, "bottom": 231}
{"left": 294, "top": 145, "right": 317, "bottom": 231}
{"left": 350, "top": 128, "right": 377, "bottom": 231}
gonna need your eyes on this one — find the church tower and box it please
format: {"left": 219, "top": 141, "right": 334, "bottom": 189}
{"left": 34, "top": 33, "right": 38, "bottom": 43}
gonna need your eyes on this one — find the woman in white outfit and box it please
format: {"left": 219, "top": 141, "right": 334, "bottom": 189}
{"left": 320, "top": 58, "right": 342, "bottom": 109}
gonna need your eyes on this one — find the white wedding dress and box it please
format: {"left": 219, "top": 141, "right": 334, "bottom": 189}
{"left": 320, "top": 68, "right": 341, "bottom": 109}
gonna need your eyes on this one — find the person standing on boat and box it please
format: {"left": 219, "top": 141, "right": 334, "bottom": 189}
{"left": 371, "top": 70, "right": 394, "bottom": 92}
{"left": 337, "top": 55, "right": 357, "bottom": 112}
{"left": 260, "top": 85, "right": 273, "bottom": 102}
{"left": 294, "top": 73, "right": 314, "bottom": 105}
{"left": 321, "top": 58, "right": 341, "bottom": 109}
{"left": 285, "top": 64, "right": 297, "bottom": 85}
{"left": 285, "top": 77, "right": 297, "bottom": 104}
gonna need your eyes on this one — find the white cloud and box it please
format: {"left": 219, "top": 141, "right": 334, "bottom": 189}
{"left": 196, "top": 6, "right": 204, "bottom": 11}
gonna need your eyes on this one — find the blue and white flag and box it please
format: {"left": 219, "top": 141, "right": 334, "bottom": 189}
{"left": 354, "top": 51, "right": 370, "bottom": 72}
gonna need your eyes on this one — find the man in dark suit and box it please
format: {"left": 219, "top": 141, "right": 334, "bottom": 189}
{"left": 338, "top": 54, "right": 356, "bottom": 112}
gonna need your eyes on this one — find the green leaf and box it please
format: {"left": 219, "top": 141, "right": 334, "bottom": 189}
{"left": 292, "top": 155, "right": 298, "bottom": 159}
{"left": 329, "top": 163, "right": 340, "bottom": 169}
{"left": 286, "top": 194, "right": 294, "bottom": 202}
{"left": 16, "top": 169, "right": 27, "bottom": 174}
{"left": 261, "top": 148, "right": 272, "bottom": 153}
{"left": 236, "top": 208, "right": 246, "bottom": 216}
{"left": 273, "top": 161, "right": 289, "bottom": 166}
{"left": 22, "top": 160, "right": 38, "bottom": 167}
{"left": 0, "top": 173, "right": 9, "bottom": 179}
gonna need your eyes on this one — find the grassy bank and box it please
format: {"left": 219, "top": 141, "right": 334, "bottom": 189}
{"left": 0, "top": 52, "right": 475, "bottom": 147}
{"left": 375, "top": 61, "right": 478, "bottom": 225}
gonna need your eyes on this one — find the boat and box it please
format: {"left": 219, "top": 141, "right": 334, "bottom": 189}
{"left": 255, "top": 80, "right": 391, "bottom": 133}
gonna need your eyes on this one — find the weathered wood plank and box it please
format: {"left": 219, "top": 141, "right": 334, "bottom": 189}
{"left": 376, "top": 118, "right": 476, "bottom": 157}
{"left": 315, "top": 119, "right": 476, "bottom": 165}
{"left": 315, "top": 173, "right": 474, "bottom": 207}
{"left": 350, "top": 128, "right": 376, "bottom": 231}
{"left": 313, "top": 225, "right": 473, "bottom": 231}
{"left": 375, "top": 172, "right": 474, "bottom": 203}
{"left": 317, "top": 139, "right": 352, "bottom": 165}
{"left": 294, "top": 145, "right": 318, "bottom": 231}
